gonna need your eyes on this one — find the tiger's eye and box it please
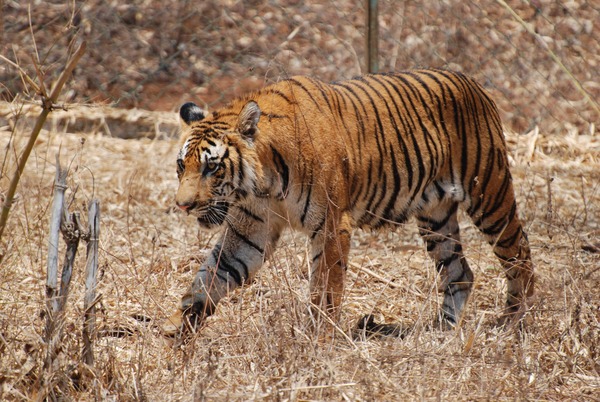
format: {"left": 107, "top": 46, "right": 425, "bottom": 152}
{"left": 177, "top": 159, "right": 185, "bottom": 173}
{"left": 204, "top": 161, "right": 219, "bottom": 176}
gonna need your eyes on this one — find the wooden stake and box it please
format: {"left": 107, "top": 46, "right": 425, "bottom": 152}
{"left": 82, "top": 199, "right": 100, "bottom": 366}
{"left": 44, "top": 154, "right": 67, "bottom": 352}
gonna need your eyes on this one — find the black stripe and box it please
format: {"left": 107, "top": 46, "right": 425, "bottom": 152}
{"left": 421, "top": 71, "right": 456, "bottom": 190}
{"left": 237, "top": 205, "right": 265, "bottom": 223}
{"left": 307, "top": 77, "right": 334, "bottom": 112}
{"left": 332, "top": 83, "right": 369, "bottom": 144}
{"left": 234, "top": 144, "right": 246, "bottom": 187}
{"left": 344, "top": 80, "right": 387, "bottom": 161}
{"left": 444, "top": 282, "right": 470, "bottom": 297}
{"left": 365, "top": 170, "right": 387, "bottom": 219}
{"left": 311, "top": 217, "right": 326, "bottom": 240}
{"left": 225, "top": 149, "right": 234, "bottom": 180}
{"left": 227, "top": 225, "right": 265, "bottom": 255}
{"left": 378, "top": 74, "right": 426, "bottom": 199}
{"left": 474, "top": 173, "right": 512, "bottom": 227}
{"left": 494, "top": 253, "right": 517, "bottom": 264}
{"left": 211, "top": 246, "right": 232, "bottom": 283}
{"left": 480, "top": 201, "right": 516, "bottom": 237}
{"left": 351, "top": 157, "right": 371, "bottom": 209}
{"left": 312, "top": 251, "right": 323, "bottom": 263}
{"left": 286, "top": 78, "right": 323, "bottom": 113}
{"left": 394, "top": 74, "right": 440, "bottom": 185}
{"left": 330, "top": 87, "right": 358, "bottom": 182}
{"left": 418, "top": 203, "right": 458, "bottom": 233}
{"left": 216, "top": 253, "right": 243, "bottom": 286}
{"left": 495, "top": 224, "right": 521, "bottom": 249}
{"left": 448, "top": 72, "right": 485, "bottom": 191}
{"left": 466, "top": 145, "right": 495, "bottom": 216}
{"left": 381, "top": 149, "right": 401, "bottom": 221}
{"left": 270, "top": 145, "right": 289, "bottom": 199}
{"left": 265, "top": 89, "right": 297, "bottom": 105}
{"left": 300, "top": 183, "right": 312, "bottom": 226}
{"left": 425, "top": 237, "right": 446, "bottom": 252}
{"left": 354, "top": 78, "right": 388, "bottom": 146}
{"left": 357, "top": 166, "right": 384, "bottom": 226}
{"left": 265, "top": 113, "right": 288, "bottom": 120}
{"left": 437, "top": 253, "right": 460, "bottom": 272}
{"left": 368, "top": 75, "right": 414, "bottom": 192}
{"left": 211, "top": 111, "right": 238, "bottom": 119}
{"left": 233, "top": 256, "right": 250, "bottom": 283}
{"left": 434, "top": 181, "right": 446, "bottom": 199}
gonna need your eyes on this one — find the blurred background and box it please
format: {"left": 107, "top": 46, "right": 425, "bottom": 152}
{"left": 1, "top": 0, "right": 598, "bottom": 136}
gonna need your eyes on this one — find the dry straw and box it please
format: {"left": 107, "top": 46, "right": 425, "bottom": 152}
{"left": 1, "top": 99, "right": 598, "bottom": 400}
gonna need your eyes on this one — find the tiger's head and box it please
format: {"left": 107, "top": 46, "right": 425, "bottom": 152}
{"left": 175, "top": 101, "right": 262, "bottom": 229}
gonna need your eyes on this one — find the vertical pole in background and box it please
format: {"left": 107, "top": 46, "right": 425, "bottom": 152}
{"left": 366, "top": 0, "right": 379, "bottom": 73}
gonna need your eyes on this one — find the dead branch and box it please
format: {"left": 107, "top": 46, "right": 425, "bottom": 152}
{"left": 0, "top": 41, "right": 86, "bottom": 243}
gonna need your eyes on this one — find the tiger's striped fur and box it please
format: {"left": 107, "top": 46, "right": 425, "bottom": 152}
{"left": 167, "top": 69, "right": 534, "bottom": 334}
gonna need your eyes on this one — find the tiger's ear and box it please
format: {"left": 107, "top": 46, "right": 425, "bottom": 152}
{"left": 179, "top": 102, "right": 206, "bottom": 127}
{"left": 237, "top": 101, "right": 261, "bottom": 139}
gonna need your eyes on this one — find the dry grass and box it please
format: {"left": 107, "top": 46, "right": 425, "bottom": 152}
{"left": 1, "top": 110, "right": 599, "bottom": 400}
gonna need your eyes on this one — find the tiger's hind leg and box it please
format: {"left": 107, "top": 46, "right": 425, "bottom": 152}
{"left": 309, "top": 210, "right": 352, "bottom": 333}
{"left": 417, "top": 201, "right": 474, "bottom": 328}
{"left": 468, "top": 179, "right": 535, "bottom": 326}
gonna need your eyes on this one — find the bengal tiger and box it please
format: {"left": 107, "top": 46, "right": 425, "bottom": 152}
{"left": 163, "top": 69, "right": 535, "bottom": 336}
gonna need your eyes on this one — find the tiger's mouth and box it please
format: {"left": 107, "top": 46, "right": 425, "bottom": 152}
{"left": 194, "top": 201, "right": 230, "bottom": 228}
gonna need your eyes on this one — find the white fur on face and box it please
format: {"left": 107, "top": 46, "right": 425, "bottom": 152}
{"left": 178, "top": 138, "right": 190, "bottom": 160}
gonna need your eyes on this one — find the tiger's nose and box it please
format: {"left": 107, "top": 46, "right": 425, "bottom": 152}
{"left": 176, "top": 201, "right": 193, "bottom": 212}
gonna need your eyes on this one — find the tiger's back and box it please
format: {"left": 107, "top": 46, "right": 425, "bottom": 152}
{"left": 219, "top": 71, "right": 508, "bottom": 232}
{"left": 167, "top": 69, "right": 534, "bottom": 335}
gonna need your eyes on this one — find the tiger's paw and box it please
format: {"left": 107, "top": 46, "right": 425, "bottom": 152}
{"left": 161, "top": 301, "right": 213, "bottom": 338}
{"left": 496, "top": 305, "right": 532, "bottom": 331}
{"left": 161, "top": 309, "right": 186, "bottom": 338}
{"left": 430, "top": 314, "right": 458, "bottom": 331}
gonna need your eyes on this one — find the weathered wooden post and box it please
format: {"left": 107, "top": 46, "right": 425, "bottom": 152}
{"left": 366, "top": 0, "right": 379, "bottom": 73}
{"left": 82, "top": 200, "right": 100, "bottom": 366}
{"left": 44, "top": 155, "right": 68, "bottom": 369}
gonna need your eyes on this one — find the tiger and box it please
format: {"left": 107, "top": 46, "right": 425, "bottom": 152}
{"left": 162, "top": 69, "right": 535, "bottom": 337}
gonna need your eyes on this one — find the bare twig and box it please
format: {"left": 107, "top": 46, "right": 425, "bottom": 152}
{"left": 0, "top": 54, "right": 41, "bottom": 93}
{"left": 546, "top": 176, "right": 555, "bottom": 240}
{"left": 0, "top": 41, "right": 86, "bottom": 243}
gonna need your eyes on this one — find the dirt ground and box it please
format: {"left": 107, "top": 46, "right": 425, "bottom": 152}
{"left": 0, "top": 104, "right": 599, "bottom": 400}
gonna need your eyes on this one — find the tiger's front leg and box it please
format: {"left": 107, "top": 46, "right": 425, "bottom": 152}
{"left": 309, "top": 211, "right": 352, "bottom": 331}
{"left": 163, "top": 206, "right": 282, "bottom": 335}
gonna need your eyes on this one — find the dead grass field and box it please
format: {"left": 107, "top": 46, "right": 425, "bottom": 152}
{"left": 0, "top": 105, "right": 599, "bottom": 401}
{"left": 1, "top": 0, "right": 599, "bottom": 399}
